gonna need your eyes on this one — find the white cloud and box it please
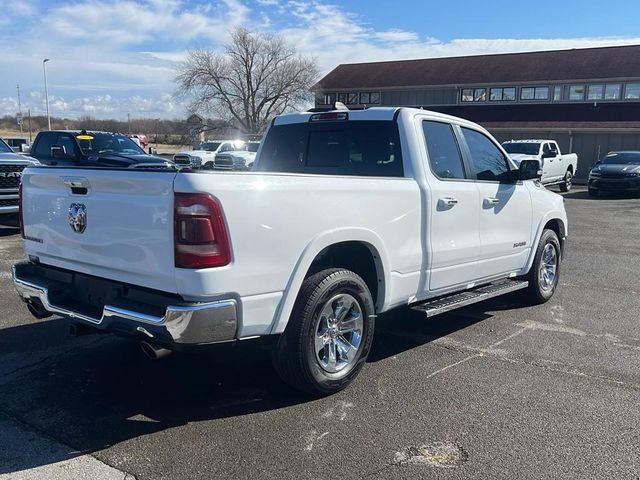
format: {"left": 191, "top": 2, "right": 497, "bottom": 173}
{"left": 1, "top": 0, "right": 639, "bottom": 120}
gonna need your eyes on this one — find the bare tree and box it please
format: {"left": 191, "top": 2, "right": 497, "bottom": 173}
{"left": 175, "top": 28, "right": 318, "bottom": 134}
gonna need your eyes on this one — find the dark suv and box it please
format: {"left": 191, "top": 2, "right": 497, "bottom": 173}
{"left": 30, "top": 130, "right": 174, "bottom": 168}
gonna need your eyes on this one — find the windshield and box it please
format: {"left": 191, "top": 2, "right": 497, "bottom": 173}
{"left": 601, "top": 152, "right": 640, "bottom": 165}
{"left": 199, "top": 142, "right": 221, "bottom": 151}
{"left": 77, "top": 133, "right": 144, "bottom": 155}
{"left": 0, "top": 139, "right": 12, "bottom": 153}
{"left": 502, "top": 143, "right": 541, "bottom": 155}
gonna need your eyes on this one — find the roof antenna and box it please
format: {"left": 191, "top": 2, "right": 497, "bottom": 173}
{"left": 333, "top": 101, "right": 349, "bottom": 111}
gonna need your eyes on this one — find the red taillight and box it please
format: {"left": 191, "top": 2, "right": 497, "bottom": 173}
{"left": 174, "top": 193, "right": 230, "bottom": 268}
{"left": 19, "top": 182, "right": 25, "bottom": 239}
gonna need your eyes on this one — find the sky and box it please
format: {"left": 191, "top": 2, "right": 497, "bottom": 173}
{"left": 2, "top": 0, "right": 640, "bottom": 120}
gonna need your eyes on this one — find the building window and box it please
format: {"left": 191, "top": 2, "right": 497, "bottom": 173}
{"left": 605, "top": 84, "right": 621, "bottom": 100}
{"left": 520, "top": 86, "right": 549, "bottom": 101}
{"left": 337, "top": 93, "right": 348, "bottom": 104}
{"left": 490, "top": 87, "right": 516, "bottom": 101}
{"left": 587, "top": 84, "right": 604, "bottom": 100}
{"left": 625, "top": 83, "right": 640, "bottom": 99}
{"left": 461, "top": 89, "right": 474, "bottom": 102}
{"left": 569, "top": 85, "right": 585, "bottom": 101}
{"left": 316, "top": 93, "right": 336, "bottom": 105}
{"left": 358, "top": 92, "right": 380, "bottom": 104}
{"left": 553, "top": 86, "right": 563, "bottom": 101}
{"left": 347, "top": 93, "right": 358, "bottom": 104}
{"left": 474, "top": 88, "right": 486, "bottom": 102}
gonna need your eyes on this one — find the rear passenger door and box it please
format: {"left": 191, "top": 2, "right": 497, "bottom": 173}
{"left": 422, "top": 120, "right": 480, "bottom": 291}
{"left": 459, "top": 127, "right": 532, "bottom": 279}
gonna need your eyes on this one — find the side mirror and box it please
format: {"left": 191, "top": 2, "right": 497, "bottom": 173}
{"left": 20, "top": 144, "right": 31, "bottom": 153}
{"left": 149, "top": 147, "right": 157, "bottom": 155}
{"left": 519, "top": 159, "right": 542, "bottom": 181}
{"left": 51, "top": 145, "right": 67, "bottom": 159}
{"left": 541, "top": 151, "right": 555, "bottom": 159}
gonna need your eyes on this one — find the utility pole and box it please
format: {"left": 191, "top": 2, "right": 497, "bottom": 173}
{"left": 16, "top": 83, "right": 23, "bottom": 134}
{"left": 43, "top": 58, "right": 51, "bottom": 130}
{"left": 27, "top": 109, "right": 32, "bottom": 143}
{"left": 127, "top": 113, "right": 131, "bottom": 134}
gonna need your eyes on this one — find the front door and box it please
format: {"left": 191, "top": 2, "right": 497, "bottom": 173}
{"left": 459, "top": 127, "right": 532, "bottom": 279}
{"left": 421, "top": 120, "right": 481, "bottom": 292}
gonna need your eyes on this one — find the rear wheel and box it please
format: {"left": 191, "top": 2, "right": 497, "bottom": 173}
{"left": 523, "top": 229, "right": 561, "bottom": 305}
{"left": 273, "top": 268, "right": 375, "bottom": 396}
{"left": 559, "top": 170, "right": 573, "bottom": 192}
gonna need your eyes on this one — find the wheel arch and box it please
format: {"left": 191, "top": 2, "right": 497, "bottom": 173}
{"left": 270, "top": 229, "right": 391, "bottom": 335}
{"left": 525, "top": 215, "right": 567, "bottom": 272}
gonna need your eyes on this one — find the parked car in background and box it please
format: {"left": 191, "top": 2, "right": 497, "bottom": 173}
{"left": 0, "top": 138, "right": 39, "bottom": 215}
{"left": 29, "top": 130, "right": 174, "bottom": 168}
{"left": 3, "top": 137, "right": 30, "bottom": 153}
{"left": 173, "top": 140, "right": 247, "bottom": 169}
{"left": 130, "top": 134, "right": 149, "bottom": 147}
{"left": 13, "top": 107, "right": 567, "bottom": 395}
{"left": 214, "top": 141, "right": 260, "bottom": 170}
{"left": 588, "top": 151, "right": 640, "bottom": 196}
{"left": 503, "top": 140, "right": 578, "bottom": 192}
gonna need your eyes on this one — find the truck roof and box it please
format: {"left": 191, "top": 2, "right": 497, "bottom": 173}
{"left": 502, "top": 139, "right": 553, "bottom": 143}
{"left": 273, "top": 106, "right": 475, "bottom": 127}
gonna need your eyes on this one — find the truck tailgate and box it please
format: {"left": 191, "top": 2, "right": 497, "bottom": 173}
{"left": 21, "top": 167, "right": 179, "bottom": 293}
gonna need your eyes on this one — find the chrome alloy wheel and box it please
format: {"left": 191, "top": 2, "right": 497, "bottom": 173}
{"left": 314, "top": 294, "right": 364, "bottom": 374}
{"left": 538, "top": 243, "right": 558, "bottom": 291}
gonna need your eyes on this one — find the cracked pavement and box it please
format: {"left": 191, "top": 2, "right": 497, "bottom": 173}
{"left": 1, "top": 186, "right": 640, "bottom": 479}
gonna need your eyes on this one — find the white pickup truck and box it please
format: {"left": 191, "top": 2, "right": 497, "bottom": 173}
{"left": 13, "top": 108, "right": 567, "bottom": 395}
{"left": 502, "top": 140, "right": 578, "bottom": 192}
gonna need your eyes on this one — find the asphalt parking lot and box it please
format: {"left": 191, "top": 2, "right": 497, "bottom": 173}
{"left": 1, "top": 186, "right": 640, "bottom": 479}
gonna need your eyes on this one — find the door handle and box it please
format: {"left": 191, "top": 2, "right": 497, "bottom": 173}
{"left": 484, "top": 197, "right": 500, "bottom": 207}
{"left": 439, "top": 197, "right": 458, "bottom": 208}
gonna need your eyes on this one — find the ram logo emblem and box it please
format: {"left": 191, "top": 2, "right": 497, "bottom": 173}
{"left": 68, "top": 203, "right": 87, "bottom": 234}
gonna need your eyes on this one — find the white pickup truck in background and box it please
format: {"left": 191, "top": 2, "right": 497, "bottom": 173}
{"left": 503, "top": 140, "right": 578, "bottom": 192}
{"left": 13, "top": 107, "right": 568, "bottom": 395}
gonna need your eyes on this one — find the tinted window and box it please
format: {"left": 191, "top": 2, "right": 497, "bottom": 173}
{"left": 422, "top": 121, "right": 465, "bottom": 180}
{"left": 503, "top": 143, "right": 540, "bottom": 155}
{"left": 257, "top": 121, "right": 403, "bottom": 177}
{"left": 58, "top": 134, "right": 77, "bottom": 158}
{"left": 76, "top": 133, "right": 143, "bottom": 155}
{"left": 0, "top": 139, "right": 12, "bottom": 153}
{"left": 34, "top": 132, "right": 57, "bottom": 157}
{"left": 462, "top": 128, "right": 511, "bottom": 182}
{"left": 601, "top": 152, "right": 640, "bottom": 165}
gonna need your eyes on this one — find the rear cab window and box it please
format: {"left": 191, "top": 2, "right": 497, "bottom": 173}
{"left": 256, "top": 120, "right": 404, "bottom": 177}
{"left": 422, "top": 120, "right": 466, "bottom": 180}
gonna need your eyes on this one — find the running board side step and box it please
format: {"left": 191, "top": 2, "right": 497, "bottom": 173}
{"left": 410, "top": 279, "right": 529, "bottom": 317}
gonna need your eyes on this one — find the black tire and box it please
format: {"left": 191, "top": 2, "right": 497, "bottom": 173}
{"left": 273, "top": 268, "right": 375, "bottom": 396}
{"left": 559, "top": 170, "right": 573, "bottom": 192}
{"left": 204, "top": 161, "right": 214, "bottom": 170}
{"left": 588, "top": 187, "right": 598, "bottom": 197}
{"left": 523, "top": 229, "right": 561, "bottom": 305}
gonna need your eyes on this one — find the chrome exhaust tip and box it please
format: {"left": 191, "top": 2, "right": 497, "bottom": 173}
{"left": 140, "top": 340, "right": 172, "bottom": 360}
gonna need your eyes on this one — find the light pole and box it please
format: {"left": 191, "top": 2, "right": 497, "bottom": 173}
{"left": 43, "top": 58, "right": 51, "bottom": 130}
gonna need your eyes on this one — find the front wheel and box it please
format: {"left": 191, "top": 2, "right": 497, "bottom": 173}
{"left": 523, "top": 229, "right": 561, "bottom": 305}
{"left": 559, "top": 170, "right": 573, "bottom": 192}
{"left": 588, "top": 187, "right": 598, "bottom": 197}
{"left": 273, "top": 268, "right": 375, "bottom": 396}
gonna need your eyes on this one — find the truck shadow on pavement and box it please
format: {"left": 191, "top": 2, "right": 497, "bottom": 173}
{"left": 0, "top": 295, "right": 520, "bottom": 475}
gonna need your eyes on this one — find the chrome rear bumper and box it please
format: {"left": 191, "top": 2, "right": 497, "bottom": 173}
{"left": 12, "top": 262, "right": 238, "bottom": 345}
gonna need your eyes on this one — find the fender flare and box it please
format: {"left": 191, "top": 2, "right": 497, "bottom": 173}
{"left": 269, "top": 228, "right": 392, "bottom": 334}
{"left": 525, "top": 212, "right": 567, "bottom": 272}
